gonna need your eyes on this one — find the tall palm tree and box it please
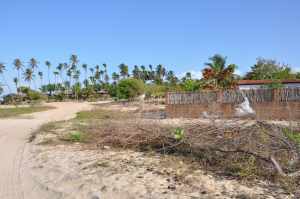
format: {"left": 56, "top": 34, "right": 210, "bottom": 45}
{"left": 57, "top": 63, "right": 64, "bottom": 84}
{"left": 45, "top": 60, "right": 51, "bottom": 84}
{"left": 38, "top": 71, "right": 43, "bottom": 87}
{"left": 202, "top": 54, "right": 237, "bottom": 89}
{"left": 53, "top": 71, "right": 59, "bottom": 85}
{"left": 24, "top": 68, "right": 34, "bottom": 89}
{"left": 155, "top": 64, "right": 166, "bottom": 84}
{"left": 119, "top": 63, "right": 129, "bottom": 79}
{"left": 29, "top": 58, "right": 38, "bottom": 71}
{"left": 82, "top": 64, "right": 88, "bottom": 87}
{"left": 111, "top": 72, "right": 120, "bottom": 84}
{"left": 0, "top": 62, "right": 11, "bottom": 93}
{"left": 13, "top": 77, "right": 19, "bottom": 92}
{"left": 103, "top": 63, "right": 109, "bottom": 83}
{"left": 29, "top": 58, "right": 38, "bottom": 89}
{"left": 13, "top": 58, "right": 23, "bottom": 88}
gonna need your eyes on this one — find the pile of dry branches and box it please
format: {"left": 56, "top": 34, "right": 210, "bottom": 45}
{"left": 86, "top": 118, "right": 300, "bottom": 188}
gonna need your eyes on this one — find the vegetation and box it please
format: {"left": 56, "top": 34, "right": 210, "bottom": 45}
{"left": 1, "top": 54, "right": 299, "bottom": 104}
{"left": 0, "top": 106, "right": 54, "bottom": 118}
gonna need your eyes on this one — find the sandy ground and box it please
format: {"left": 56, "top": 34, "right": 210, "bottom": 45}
{"left": 0, "top": 101, "right": 99, "bottom": 199}
{"left": 0, "top": 101, "right": 293, "bottom": 199}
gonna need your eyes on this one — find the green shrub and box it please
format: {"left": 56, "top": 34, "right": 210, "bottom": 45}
{"left": 181, "top": 79, "right": 200, "bottom": 91}
{"left": 116, "top": 78, "right": 144, "bottom": 100}
{"left": 173, "top": 127, "right": 184, "bottom": 141}
{"left": 68, "top": 131, "right": 84, "bottom": 142}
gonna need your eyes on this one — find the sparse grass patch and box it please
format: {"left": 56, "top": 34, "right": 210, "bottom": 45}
{"left": 75, "top": 108, "right": 132, "bottom": 121}
{"left": 29, "top": 120, "right": 65, "bottom": 143}
{"left": 0, "top": 106, "right": 54, "bottom": 118}
{"left": 61, "top": 131, "right": 86, "bottom": 142}
{"left": 283, "top": 128, "right": 300, "bottom": 148}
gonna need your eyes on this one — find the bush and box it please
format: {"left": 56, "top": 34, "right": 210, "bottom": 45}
{"left": 181, "top": 79, "right": 201, "bottom": 91}
{"left": 116, "top": 78, "right": 144, "bottom": 100}
{"left": 145, "top": 84, "right": 168, "bottom": 98}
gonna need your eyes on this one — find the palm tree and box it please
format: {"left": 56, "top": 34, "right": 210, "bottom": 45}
{"left": 111, "top": 72, "right": 120, "bottom": 84}
{"left": 13, "top": 77, "right": 19, "bottom": 92}
{"left": 0, "top": 62, "right": 11, "bottom": 93}
{"left": 13, "top": 58, "right": 23, "bottom": 88}
{"left": 202, "top": 54, "right": 237, "bottom": 89}
{"left": 82, "top": 64, "right": 88, "bottom": 87}
{"left": 57, "top": 63, "right": 64, "bottom": 84}
{"left": 24, "top": 68, "right": 34, "bottom": 89}
{"left": 155, "top": 64, "right": 166, "bottom": 84}
{"left": 103, "top": 63, "right": 109, "bottom": 83}
{"left": 29, "top": 58, "right": 38, "bottom": 89}
{"left": 119, "top": 63, "right": 129, "bottom": 79}
{"left": 45, "top": 60, "right": 51, "bottom": 84}
{"left": 29, "top": 58, "right": 38, "bottom": 71}
{"left": 70, "top": 54, "right": 79, "bottom": 70}
{"left": 38, "top": 71, "right": 43, "bottom": 87}
{"left": 53, "top": 71, "right": 59, "bottom": 84}
{"left": 166, "top": 70, "right": 178, "bottom": 85}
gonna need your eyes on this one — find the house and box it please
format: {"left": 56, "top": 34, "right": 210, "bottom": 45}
{"left": 238, "top": 80, "right": 300, "bottom": 90}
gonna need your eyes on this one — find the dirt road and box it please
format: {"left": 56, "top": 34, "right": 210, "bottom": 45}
{"left": 0, "top": 102, "right": 93, "bottom": 199}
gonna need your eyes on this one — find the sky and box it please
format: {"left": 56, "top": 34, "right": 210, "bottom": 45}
{"left": 1, "top": 0, "right": 300, "bottom": 93}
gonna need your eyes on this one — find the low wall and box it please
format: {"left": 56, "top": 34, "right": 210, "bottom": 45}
{"left": 166, "top": 89, "right": 300, "bottom": 120}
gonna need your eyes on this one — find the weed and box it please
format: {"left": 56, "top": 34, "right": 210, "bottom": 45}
{"left": 283, "top": 128, "right": 300, "bottom": 147}
{"left": 68, "top": 131, "right": 85, "bottom": 142}
{"left": 173, "top": 127, "right": 184, "bottom": 141}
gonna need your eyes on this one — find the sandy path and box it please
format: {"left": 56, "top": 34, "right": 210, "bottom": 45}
{"left": 0, "top": 102, "right": 96, "bottom": 199}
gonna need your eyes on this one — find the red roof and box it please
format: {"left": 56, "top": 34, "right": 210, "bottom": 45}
{"left": 238, "top": 79, "right": 300, "bottom": 85}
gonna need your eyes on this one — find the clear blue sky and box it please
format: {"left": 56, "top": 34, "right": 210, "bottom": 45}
{"left": 1, "top": 0, "right": 300, "bottom": 93}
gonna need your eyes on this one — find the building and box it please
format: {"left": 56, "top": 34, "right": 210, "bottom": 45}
{"left": 238, "top": 80, "right": 300, "bottom": 90}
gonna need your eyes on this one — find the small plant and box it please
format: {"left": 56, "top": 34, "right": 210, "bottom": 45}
{"left": 283, "top": 128, "right": 300, "bottom": 148}
{"left": 173, "top": 127, "right": 184, "bottom": 141}
{"left": 68, "top": 131, "right": 84, "bottom": 142}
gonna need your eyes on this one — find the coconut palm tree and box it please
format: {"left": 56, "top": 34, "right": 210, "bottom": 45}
{"left": 23, "top": 68, "right": 34, "bottom": 89}
{"left": 0, "top": 62, "right": 11, "bottom": 93}
{"left": 119, "top": 63, "right": 129, "bottom": 79}
{"left": 53, "top": 71, "right": 59, "bottom": 85}
{"left": 13, "top": 58, "right": 23, "bottom": 88}
{"left": 155, "top": 64, "right": 166, "bottom": 84}
{"left": 82, "top": 64, "right": 88, "bottom": 87}
{"left": 13, "top": 77, "right": 19, "bottom": 92}
{"left": 29, "top": 58, "right": 38, "bottom": 89}
{"left": 57, "top": 63, "right": 64, "bottom": 84}
{"left": 29, "top": 58, "right": 38, "bottom": 71}
{"left": 38, "top": 71, "right": 43, "bottom": 87}
{"left": 202, "top": 54, "right": 237, "bottom": 89}
{"left": 103, "top": 63, "right": 109, "bottom": 83}
{"left": 111, "top": 72, "right": 120, "bottom": 84}
{"left": 45, "top": 60, "right": 51, "bottom": 84}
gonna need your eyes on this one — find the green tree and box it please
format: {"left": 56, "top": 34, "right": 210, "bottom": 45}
{"left": 13, "top": 58, "right": 23, "bottom": 88}
{"left": 38, "top": 71, "right": 43, "bottom": 87}
{"left": 202, "top": 54, "right": 237, "bottom": 89}
{"left": 24, "top": 68, "right": 34, "bottom": 88}
{"left": 155, "top": 64, "right": 166, "bottom": 84}
{"left": 116, "top": 78, "right": 144, "bottom": 100}
{"left": 119, "top": 63, "right": 129, "bottom": 79}
{"left": 166, "top": 70, "right": 178, "bottom": 85}
{"left": 245, "top": 58, "right": 293, "bottom": 80}
{"left": 112, "top": 72, "right": 120, "bottom": 84}
{"left": 45, "top": 60, "right": 51, "bottom": 84}
{"left": 103, "top": 63, "right": 109, "bottom": 83}
{"left": 13, "top": 77, "right": 18, "bottom": 92}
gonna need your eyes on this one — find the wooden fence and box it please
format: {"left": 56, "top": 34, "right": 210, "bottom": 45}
{"left": 166, "top": 88, "right": 300, "bottom": 105}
